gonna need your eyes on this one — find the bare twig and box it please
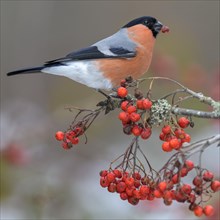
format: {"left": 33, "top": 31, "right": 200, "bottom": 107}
{"left": 181, "top": 134, "right": 220, "bottom": 155}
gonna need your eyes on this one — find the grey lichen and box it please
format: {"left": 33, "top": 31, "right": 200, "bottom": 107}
{"left": 211, "top": 101, "right": 220, "bottom": 115}
{"left": 149, "top": 99, "right": 172, "bottom": 125}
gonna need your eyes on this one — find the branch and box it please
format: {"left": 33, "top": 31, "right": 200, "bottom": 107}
{"left": 145, "top": 77, "right": 216, "bottom": 104}
{"left": 171, "top": 107, "right": 220, "bottom": 119}
{"left": 181, "top": 134, "right": 220, "bottom": 155}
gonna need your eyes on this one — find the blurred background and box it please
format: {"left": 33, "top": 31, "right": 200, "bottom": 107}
{"left": 1, "top": 1, "right": 219, "bottom": 219}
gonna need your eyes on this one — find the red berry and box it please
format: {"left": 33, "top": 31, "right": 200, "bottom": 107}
{"left": 132, "top": 172, "right": 141, "bottom": 180}
{"left": 164, "top": 190, "right": 173, "bottom": 200}
{"left": 164, "top": 135, "right": 172, "bottom": 142}
{"left": 153, "top": 189, "right": 162, "bottom": 198}
{"left": 159, "top": 132, "right": 165, "bottom": 141}
{"left": 118, "top": 112, "right": 130, "bottom": 123}
{"left": 193, "top": 176, "right": 203, "bottom": 186}
{"left": 120, "top": 101, "right": 129, "bottom": 111}
{"left": 132, "top": 125, "right": 142, "bottom": 136}
{"left": 162, "top": 125, "right": 171, "bottom": 135}
{"left": 133, "top": 189, "right": 141, "bottom": 199}
{"left": 211, "top": 180, "right": 220, "bottom": 192}
{"left": 193, "top": 206, "right": 203, "bottom": 217}
{"left": 141, "top": 176, "right": 149, "bottom": 185}
{"left": 100, "top": 177, "right": 109, "bottom": 188}
{"left": 172, "top": 174, "right": 180, "bottom": 184}
{"left": 158, "top": 181, "right": 167, "bottom": 192}
{"left": 203, "top": 171, "right": 214, "bottom": 182}
{"left": 181, "top": 133, "right": 191, "bottom": 143}
{"left": 71, "top": 137, "right": 79, "bottom": 145}
{"left": 147, "top": 192, "right": 155, "bottom": 201}
{"left": 117, "top": 87, "right": 128, "bottom": 98}
{"left": 127, "top": 105, "right": 136, "bottom": 114}
{"left": 175, "top": 191, "right": 187, "bottom": 203}
{"left": 113, "top": 169, "right": 122, "bottom": 178}
{"left": 126, "top": 186, "right": 135, "bottom": 196}
{"left": 120, "top": 79, "right": 126, "bottom": 87}
{"left": 174, "top": 128, "right": 185, "bottom": 139}
{"left": 55, "top": 131, "right": 65, "bottom": 141}
{"left": 164, "top": 198, "right": 172, "bottom": 206}
{"left": 136, "top": 99, "right": 144, "bottom": 110}
{"left": 125, "top": 177, "right": 135, "bottom": 187}
{"left": 128, "top": 197, "right": 139, "bottom": 205}
{"left": 134, "top": 179, "right": 141, "bottom": 188}
{"left": 62, "top": 141, "right": 72, "bottom": 150}
{"left": 169, "top": 138, "right": 181, "bottom": 150}
{"left": 108, "top": 183, "right": 116, "bottom": 193}
{"left": 122, "top": 172, "right": 129, "bottom": 182}
{"left": 116, "top": 182, "right": 126, "bottom": 193}
{"left": 203, "top": 205, "right": 214, "bottom": 216}
{"left": 187, "top": 193, "right": 196, "bottom": 203}
{"left": 140, "top": 185, "right": 150, "bottom": 197}
{"left": 161, "top": 26, "right": 170, "bottom": 33}
{"left": 65, "top": 131, "right": 76, "bottom": 140}
{"left": 180, "top": 184, "right": 192, "bottom": 194}
{"left": 142, "top": 98, "right": 152, "bottom": 110}
{"left": 74, "top": 127, "right": 84, "bottom": 136}
{"left": 129, "top": 112, "right": 140, "bottom": 122}
{"left": 162, "top": 141, "right": 172, "bottom": 152}
{"left": 99, "top": 170, "right": 108, "bottom": 177}
{"left": 178, "top": 117, "right": 190, "bottom": 128}
{"left": 140, "top": 127, "right": 152, "bottom": 140}
{"left": 120, "top": 192, "right": 128, "bottom": 200}
{"left": 107, "top": 172, "right": 116, "bottom": 183}
{"left": 184, "top": 160, "right": 194, "bottom": 171}
{"left": 180, "top": 167, "right": 188, "bottom": 177}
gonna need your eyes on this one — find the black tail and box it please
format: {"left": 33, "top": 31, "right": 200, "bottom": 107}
{"left": 7, "top": 66, "right": 44, "bottom": 76}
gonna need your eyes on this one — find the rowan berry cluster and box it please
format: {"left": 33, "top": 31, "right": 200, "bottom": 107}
{"left": 118, "top": 98, "right": 152, "bottom": 139}
{"left": 117, "top": 84, "right": 192, "bottom": 151}
{"left": 160, "top": 117, "right": 191, "bottom": 152}
{"left": 160, "top": 158, "right": 220, "bottom": 217}
{"left": 100, "top": 169, "right": 153, "bottom": 205}
{"left": 100, "top": 159, "right": 220, "bottom": 217}
{"left": 55, "top": 126, "right": 84, "bottom": 149}
{"left": 117, "top": 78, "right": 154, "bottom": 140}
{"left": 55, "top": 104, "right": 103, "bottom": 149}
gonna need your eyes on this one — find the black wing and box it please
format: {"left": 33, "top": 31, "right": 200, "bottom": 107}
{"left": 45, "top": 46, "right": 136, "bottom": 66}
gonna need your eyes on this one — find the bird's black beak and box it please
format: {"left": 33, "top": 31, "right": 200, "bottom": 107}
{"left": 153, "top": 21, "right": 163, "bottom": 33}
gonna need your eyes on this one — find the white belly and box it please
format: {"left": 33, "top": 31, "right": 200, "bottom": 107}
{"left": 42, "top": 60, "right": 113, "bottom": 90}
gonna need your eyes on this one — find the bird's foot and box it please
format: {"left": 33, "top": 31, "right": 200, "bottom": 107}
{"left": 97, "top": 89, "right": 120, "bottom": 114}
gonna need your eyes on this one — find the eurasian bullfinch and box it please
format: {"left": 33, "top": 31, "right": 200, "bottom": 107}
{"left": 7, "top": 16, "right": 169, "bottom": 90}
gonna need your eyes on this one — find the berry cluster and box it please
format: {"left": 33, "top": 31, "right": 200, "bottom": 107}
{"left": 100, "top": 169, "right": 155, "bottom": 205}
{"left": 55, "top": 103, "right": 103, "bottom": 150}
{"left": 117, "top": 86, "right": 152, "bottom": 139}
{"left": 160, "top": 117, "right": 191, "bottom": 152}
{"left": 55, "top": 126, "right": 84, "bottom": 150}
{"left": 189, "top": 170, "right": 220, "bottom": 217}
{"left": 55, "top": 76, "right": 219, "bottom": 218}
{"left": 162, "top": 161, "right": 220, "bottom": 217}
{"left": 100, "top": 161, "right": 220, "bottom": 217}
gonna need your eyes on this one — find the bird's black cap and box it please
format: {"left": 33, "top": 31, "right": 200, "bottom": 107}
{"left": 122, "top": 16, "right": 163, "bottom": 38}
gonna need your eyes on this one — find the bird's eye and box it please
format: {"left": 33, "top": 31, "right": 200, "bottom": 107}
{"left": 144, "top": 20, "right": 152, "bottom": 27}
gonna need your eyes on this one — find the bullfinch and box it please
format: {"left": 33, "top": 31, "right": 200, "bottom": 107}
{"left": 7, "top": 16, "right": 169, "bottom": 90}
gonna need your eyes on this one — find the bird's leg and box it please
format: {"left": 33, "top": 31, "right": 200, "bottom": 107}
{"left": 96, "top": 89, "right": 119, "bottom": 114}
{"left": 97, "top": 89, "right": 111, "bottom": 99}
